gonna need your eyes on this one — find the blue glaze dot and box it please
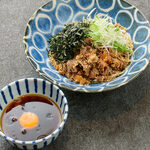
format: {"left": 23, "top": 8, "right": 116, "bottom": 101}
{"left": 57, "top": 4, "right": 72, "bottom": 23}
{"left": 116, "top": 12, "right": 132, "bottom": 29}
{"left": 33, "top": 34, "right": 45, "bottom": 50}
{"left": 97, "top": 0, "right": 113, "bottom": 9}
{"left": 30, "top": 48, "right": 43, "bottom": 62}
{"left": 43, "top": 1, "right": 55, "bottom": 10}
{"left": 38, "top": 18, "right": 51, "bottom": 33}
{"left": 43, "top": 68, "right": 60, "bottom": 81}
{"left": 136, "top": 11, "right": 147, "bottom": 22}
{"left": 129, "top": 59, "right": 147, "bottom": 74}
{"left": 133, "top": 46, "right": 146, "bottom": 61}
{"left": 107, "top": 77, "right": 127, "bottom": 86}
{"left": 135, "top": 28, "right": 149, "bottom": 43}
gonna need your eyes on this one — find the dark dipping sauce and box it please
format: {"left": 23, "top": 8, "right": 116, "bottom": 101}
{"left": 0, "top": 94, "right": 62, "bottom": 141}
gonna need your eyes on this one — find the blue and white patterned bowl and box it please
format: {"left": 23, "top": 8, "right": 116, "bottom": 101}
{"left": 23, "top": 0, "right": 150, "bottom": 93}
{"left": 0, "top": 78, "right": 68, "bottom": 149}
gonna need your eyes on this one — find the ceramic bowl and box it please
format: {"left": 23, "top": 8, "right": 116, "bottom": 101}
{"left": 23, "top": 0, "right": 150, "bottom": 92}
{"left": 0, "top": 78, "right": 68, "bottom": 149}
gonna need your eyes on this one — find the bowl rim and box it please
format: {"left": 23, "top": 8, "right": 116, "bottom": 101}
{"left": 23, "top": 0, "right": 150, "bottom": 93}
{"left": 0, "top": 78, "right": 69, "bottom": 145}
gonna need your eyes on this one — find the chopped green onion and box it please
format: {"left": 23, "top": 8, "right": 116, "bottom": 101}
{"left": 87, "top": 14, "right": 132, "bottom": 52}
{"left": 113, "top": 41, "right": 132, "bottom": 52}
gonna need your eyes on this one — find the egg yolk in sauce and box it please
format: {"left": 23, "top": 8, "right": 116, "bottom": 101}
{"left": 19, "top": 112, "right": 39, "bottom": 129}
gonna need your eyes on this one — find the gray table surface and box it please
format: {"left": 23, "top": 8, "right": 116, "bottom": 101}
{"left": 0, "top": 0, "right": 150, "bottom": 150}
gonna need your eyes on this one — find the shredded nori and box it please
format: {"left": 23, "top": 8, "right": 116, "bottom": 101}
{"left": 48, "top": 22, "right": 90, "bottom": 62}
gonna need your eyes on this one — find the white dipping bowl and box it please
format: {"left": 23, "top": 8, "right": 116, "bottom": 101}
{"left": 0, "top": 78, "right": 68, "bottom": 149}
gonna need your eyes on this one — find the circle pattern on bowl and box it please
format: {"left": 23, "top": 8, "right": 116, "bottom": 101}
{"left": 23, "top": 0, "right": 150, "bottom": 92}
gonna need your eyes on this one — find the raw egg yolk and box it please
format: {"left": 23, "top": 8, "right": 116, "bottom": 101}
{"left": 19, "top": 112, "right": 39, "bottom": 129}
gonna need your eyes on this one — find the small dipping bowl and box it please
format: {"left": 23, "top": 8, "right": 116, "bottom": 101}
{"left": 0, "top": 78, "right": 68, "bottom": 149}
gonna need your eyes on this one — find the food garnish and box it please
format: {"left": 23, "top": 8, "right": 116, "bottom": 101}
{"left": 49, "top": 14, "right": 132, "bottom": 62}
{"left": 49, "top": 22, "right": 89, "bottom": 62}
